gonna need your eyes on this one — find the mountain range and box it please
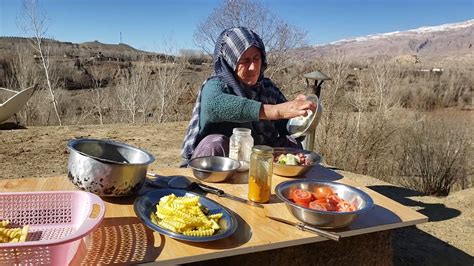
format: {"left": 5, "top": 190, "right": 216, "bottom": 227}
{"left": 294, "top": 19, "right": 474, "bottom": 64}
{"left": 0, "top": 19, "right": 473, "bottom": 65}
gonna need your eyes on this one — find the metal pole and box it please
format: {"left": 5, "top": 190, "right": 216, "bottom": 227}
{"left": 314, "top": 80, "right": 325, "bottom": 98}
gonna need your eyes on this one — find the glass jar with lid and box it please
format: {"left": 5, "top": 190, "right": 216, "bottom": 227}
{"left": 229, "top": 128, "right": 254, "bottom": 171}
{"left": 248, "top": 145, "right": 273, "bottom": 203}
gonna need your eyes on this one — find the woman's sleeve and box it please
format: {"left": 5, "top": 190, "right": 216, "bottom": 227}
{"left": 200, "top": 79, "right": 262, "bottom": 123}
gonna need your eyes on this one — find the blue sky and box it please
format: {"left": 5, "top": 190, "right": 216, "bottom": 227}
{"left": 1, "top": 0, "right": 473, "bottom": 53}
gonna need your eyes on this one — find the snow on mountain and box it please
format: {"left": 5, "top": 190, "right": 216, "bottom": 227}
{"left": 300, "top": 19, "right": 474, "bottom": 63}
{"left": 324, "top": 19, "right": 474, "bottom": 46}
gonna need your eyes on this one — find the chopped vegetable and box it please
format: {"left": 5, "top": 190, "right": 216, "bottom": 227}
{"left": 274, "top": 153, "right": 313, "bottom": 166}
{"left": 286, "top": 154, "right": 299, "bottom": 165}
{"left": 312, "top": 186, "right": 334, "bottom": 200}
{"left": 288, "top": 187, "right": 357, "bottom": 212}
{"left": 292, "top": 189, "right": 313, "bottom": 208}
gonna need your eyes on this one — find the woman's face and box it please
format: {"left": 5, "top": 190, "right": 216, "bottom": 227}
{"left": 235, "top": 46, "right": 262, "bottom": 86}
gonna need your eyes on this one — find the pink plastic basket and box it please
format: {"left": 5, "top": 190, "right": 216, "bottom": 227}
{"left": 0, "top": 191, "right": 105, "bottom": 266}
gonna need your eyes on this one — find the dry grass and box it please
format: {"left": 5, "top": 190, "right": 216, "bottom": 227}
{"left": 314, "top": 107, "right": 473, "bottom": 194}
{"left": 396, "top": 115, "right": 471, "bottom": 195}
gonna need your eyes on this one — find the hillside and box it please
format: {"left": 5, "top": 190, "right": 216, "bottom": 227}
{"left": 0, "top": 37, "right": 176, "bottom": 89}
{"left": 0, "top": 37, "right": 154, "bottom": 58}
{"left": 294, "top": 19, "right": 474, "bottom": 64}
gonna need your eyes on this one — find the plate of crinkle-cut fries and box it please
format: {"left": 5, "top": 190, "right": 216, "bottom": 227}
{"left": 134, "top": 189, "right": 238, "bottom": 242}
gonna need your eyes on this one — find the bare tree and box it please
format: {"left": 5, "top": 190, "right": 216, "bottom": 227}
{"left": 89, "top": 62, "right": 108, "bottom": 125}
{"left": 348, "top": 78, "right": 368, "bottom": 135}
{"left": 318, "top": 51, "right": 351, "bottom": 110}
{"left": 368, "top": 60, "right": 396, "bottom": 113}
{"left": 20, "top": 0, "right": 62, "bottom": 125}
{"left": 152, "top": 54, "right": 187, "bottom": 123}
{"left": 7, "top": 44, "right": 39, "bottom": 125}
{"left": 315, "top": 51, "right": 351, "bottom": 152}
{"left": 116, "top": 59, "right": 151, "bottom": 123}
{"left": 179, "top": 49, "right": 210, "bottom": 65}
{"left": 193, "top": 0, "right": 307, "bottom": 78}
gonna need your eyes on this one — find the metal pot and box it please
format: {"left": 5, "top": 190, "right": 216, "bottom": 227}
{"left": 67, "top": 138, "right": 155, "bottom": 197}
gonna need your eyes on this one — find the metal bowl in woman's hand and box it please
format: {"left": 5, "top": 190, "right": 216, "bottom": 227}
{"left": 287, "top": 94, "right": 323, "bottom": 138}
{"left": 273, "top": 147, "right": 322, "bottom": 177}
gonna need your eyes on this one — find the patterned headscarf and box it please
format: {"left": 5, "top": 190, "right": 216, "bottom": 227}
{"left": 180, "top": 27, "right": 287, "bottom": 164}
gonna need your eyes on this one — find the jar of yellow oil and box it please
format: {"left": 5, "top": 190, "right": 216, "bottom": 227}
{"left": 248, "top": 145, "right": 273, "bottom": 203}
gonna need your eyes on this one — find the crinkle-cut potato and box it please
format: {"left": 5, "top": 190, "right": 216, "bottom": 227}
{"left": 151, "top": 193, "right": 223, "bottom": 237}
{"left": 0, "top": 220, "right": 29, "bottom": 243}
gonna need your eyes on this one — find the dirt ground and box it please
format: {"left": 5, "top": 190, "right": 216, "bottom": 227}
{"left": 0, "top": 122, "right": 472, "bottom": 265}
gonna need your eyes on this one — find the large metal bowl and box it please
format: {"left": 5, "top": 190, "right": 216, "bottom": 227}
{"left": 67, "top": 138, "right": 155, "bottom": 197}
{"left": 273, "top": 147, "right": 322, "bottom": 177}
{"left": 275, "top": 180, "right": 374, "bottom": 228}
{"left": 188, "top": 156, "right": 240, "bottom": 183}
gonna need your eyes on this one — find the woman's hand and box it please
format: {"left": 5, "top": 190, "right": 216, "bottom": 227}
{"left": 260, "top": 94, "right": 317, "bottom": 120}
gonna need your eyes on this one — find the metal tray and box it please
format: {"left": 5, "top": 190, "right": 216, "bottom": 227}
{"left": 134, "top": 189, "right": 238, "bottom": 242}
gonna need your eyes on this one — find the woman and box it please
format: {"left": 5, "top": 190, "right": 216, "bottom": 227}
{"left": 181, "top": 27, "right": 315, "bottom": 166}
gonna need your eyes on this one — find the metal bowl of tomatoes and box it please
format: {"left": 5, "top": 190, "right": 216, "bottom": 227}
{"left": 273, "top": 147, "right": 322, "bottom": 177}
{"left": 275, "top": 180, "right": 374, "bottom": 228}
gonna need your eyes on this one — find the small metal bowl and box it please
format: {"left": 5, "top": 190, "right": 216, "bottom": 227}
{"left": 188, "top": 156, "right": 240, "bottom": 183}
{"left": 273, "top": 147, "right": 322, "bottom": 177}
{"left": 287, "top": 94, "right": 323, "bottom": 138}
{"left": 275, "top": 180, "right": 374, "bottom": 228}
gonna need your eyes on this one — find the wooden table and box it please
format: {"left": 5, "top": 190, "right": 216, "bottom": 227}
{"left": 0, "top": 165, "right": 428, "bottom": 265}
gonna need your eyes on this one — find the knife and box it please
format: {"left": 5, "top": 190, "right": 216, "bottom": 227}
{"left": 193, "top": 182, "right": 264, "bottom": 209}
{"left": 266, "top": 215, "right": 341, "bottom": 241}
{"left": 146, "top": 172, "right": 263, "bottom": 208}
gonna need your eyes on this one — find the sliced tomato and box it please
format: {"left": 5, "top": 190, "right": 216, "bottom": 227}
{"left": 326, "top": 201, "right": 338, "bottom": 211}
{"left": 313, "top": 198, "right": 327, "bottom": 204}
{"left": 337, "top": 201, "right": 356, "bottom": 212}
{"left": 292, "top": 189, "right": 312, "bottom": 208}
{"left": 327, "top": 194, "right": 342, "bottom": 204}
{"left": 288, "top": 187, "right": 296, "bottom": 200}
{"left": 313, "top": 186, "right": 334, "bottom": 200}
{"left": 309, "top": 201, "right": 328, "bottom": 211}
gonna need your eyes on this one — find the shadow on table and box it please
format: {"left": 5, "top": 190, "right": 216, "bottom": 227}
{"left": 229, "top": 171, "right": 249, "bottom": 184}
{"left": 368, "top": 185, "right": 461, "bottom": 222}
{"left": 304, "top": 164, "right": 344, "bottom": 182}
{"left": 392, "top": 226, "right": 473, "bottom": 265}
{"left": 70, "top": 217, "right": 163, "bottom": 265}
{"left": 177, "top": 210, "right": 252, "bottom": 250}
{"left": 101, "top": 195, "right": 138, "bottom": 205}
